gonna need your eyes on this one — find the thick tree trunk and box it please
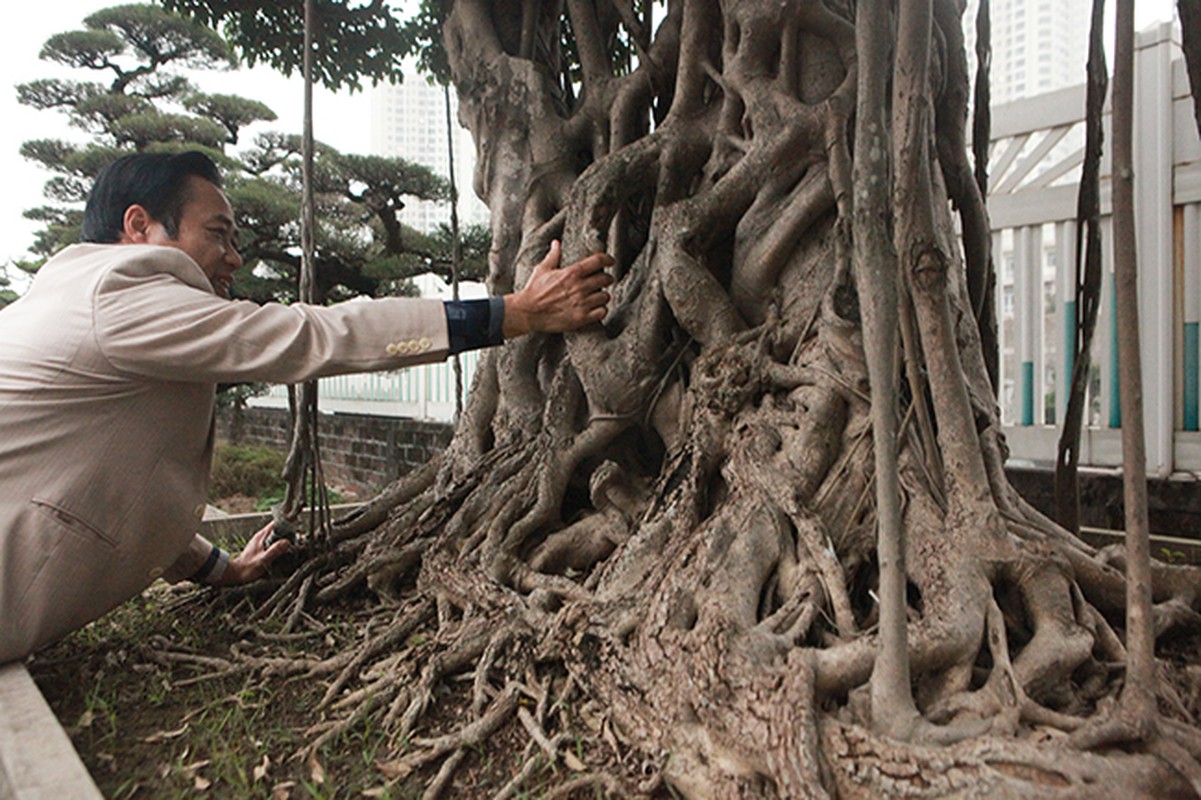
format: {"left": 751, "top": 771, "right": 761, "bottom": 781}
{"left": 233, "top": 2, "right": 1201, "bottom": 796}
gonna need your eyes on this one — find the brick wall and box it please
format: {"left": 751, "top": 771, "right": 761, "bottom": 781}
{"left": 216, "top": 406, "right": 453, "bottom": 497}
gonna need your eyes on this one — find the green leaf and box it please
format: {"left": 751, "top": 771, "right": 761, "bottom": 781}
{"left": 160, "top": 0, "right": 418, "bottom": 91}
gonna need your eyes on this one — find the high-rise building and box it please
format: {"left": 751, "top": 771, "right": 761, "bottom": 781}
{"left": 964, "top": 0, "right": 1090, "bottom": 106}
{"left": 960, "top": 1, "right": 1090, "bottom": 426}
{"left": 370, "top": 79, "right": 491, "bottom": 234}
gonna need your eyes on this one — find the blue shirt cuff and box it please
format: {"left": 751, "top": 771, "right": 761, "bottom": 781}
{"left": 444, "top": 298, "right": 506, "bottom": 354}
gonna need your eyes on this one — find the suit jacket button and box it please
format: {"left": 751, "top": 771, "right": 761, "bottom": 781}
{"left": 418, "top": 337, "right": 431, "bottom": 350}
{"left": 386, "top": 343, "right": 399, "bottom": 355}
{"left": 194, "top": 504, "right": 206, "bottom": 520}
{"left": 148, "top": 566, "right": 164, "bottom": 579}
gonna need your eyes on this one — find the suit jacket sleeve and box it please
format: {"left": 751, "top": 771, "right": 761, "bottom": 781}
{"left": 93, "top": 247, "right": 451, "bottom": 384}
{"left": 164, "top": 534, "right": 214, "bottom": 584}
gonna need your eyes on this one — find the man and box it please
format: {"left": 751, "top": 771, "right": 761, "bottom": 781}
{"left": 0, "top": 151, "right": 613, "bottom": 663}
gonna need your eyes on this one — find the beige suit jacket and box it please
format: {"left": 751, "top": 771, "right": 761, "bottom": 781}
{"left": 0, "top": 243, "right": 450, "bottom": 662}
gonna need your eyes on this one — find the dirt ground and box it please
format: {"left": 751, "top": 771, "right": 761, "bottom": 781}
{"left": 24, "top": 500, "right": 629, "bottom": 800}
{"left": 25, "top": 536, "right": 1201, "bottom": 799}
{"left": 27, "top": 582, "right": 612, "bottom": 799}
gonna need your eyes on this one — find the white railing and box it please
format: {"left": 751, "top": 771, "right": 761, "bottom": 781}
{"left": 248, "top": 348, "right": 480, "bottom": 424}
{"left": 988, "top": 22, "right": 1201, "bottom": 476}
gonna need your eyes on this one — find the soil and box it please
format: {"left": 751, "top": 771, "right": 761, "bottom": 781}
{"left": 26, "top": 581, "right": 635, "bottom": 799}
{"left": 212, "top": 493, "right": 265, "bottom": 516}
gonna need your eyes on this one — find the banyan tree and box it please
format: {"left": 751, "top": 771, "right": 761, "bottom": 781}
{"left": 200, "top": 1, "right": 1201, "bottom": 796}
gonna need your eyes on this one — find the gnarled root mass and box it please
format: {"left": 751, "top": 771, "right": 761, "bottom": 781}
{"left": 207, "top": 1, "right": 1201, "bottom": 797}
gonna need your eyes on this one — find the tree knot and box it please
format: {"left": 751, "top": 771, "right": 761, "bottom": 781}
{"left": 911, "top": 246, "right": 949, "bottom": 292}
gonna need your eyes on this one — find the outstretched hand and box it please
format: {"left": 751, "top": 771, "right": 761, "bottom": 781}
{"left": 503, "top": 240, "right": 615, "bottom": 338}
{"left": 220, "top": 522, "right": 291, "bottom": 586}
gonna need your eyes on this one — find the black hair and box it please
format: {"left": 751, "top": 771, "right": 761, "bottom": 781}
{"left": 81, "top": 151, "right": 224, "bottom": 244}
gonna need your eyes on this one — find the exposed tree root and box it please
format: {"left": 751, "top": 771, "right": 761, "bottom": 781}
{"left": 174, "top": 1, "right": 1201, "bottom": 796}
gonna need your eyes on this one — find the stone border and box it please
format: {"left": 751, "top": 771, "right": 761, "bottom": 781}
{"left": 0, "top": 662, "right": 101, "bottom": 800}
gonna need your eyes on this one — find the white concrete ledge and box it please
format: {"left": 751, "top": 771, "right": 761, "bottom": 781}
{"left": 200, "top": 503, "right": 365, "bottom": 542}
{"left": 0, "top": 662, "right": 101, "bottom": 800}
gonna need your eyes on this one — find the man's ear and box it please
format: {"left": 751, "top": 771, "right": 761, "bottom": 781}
{"left": 121, "top": 204, "right": 153, "bottom": 243}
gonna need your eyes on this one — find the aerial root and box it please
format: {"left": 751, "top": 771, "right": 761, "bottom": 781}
{"left": 282, "top": 573, "right": 315, "bottom": 633}
{"left": 1149, "top": 735, "right": 1201, "bottom": 797}
{"left": 1163, "top": 718, "right": 1201, "bottom": 759}
{"left": 1155, "top": 597, "right": 1201, "bottom": 637}
{"left": 392, "top": 619, "right": 492, "bottom": 739}
{"left": 791, "top": 513, "right": 857, "bottom": 638}
{"left": 1069, "top": 699, "right": 1201, "bottom": 796}
{"left": 421, "top": 748, "right": 470, "bottom": 800}
{"left": 930, "top": 598, "right": 1084, "bottom": 736}
{"left": 473, "top": 628, "right": 515, "bottom": 713}
{"left": 316, "top": 541, "right": 429, "bottom": 604}
{"left": 299, "top": 689, "right": 391, "bottom": 762}
{"left": 762, "top": 651, "right": 833, "bottom": 799}
{"left": 491, "top": 737, "right": 567, "bottom": 800}
{"left": 539, "top": 772, "right": 630, "bottom": 798}
{"left": 1008, "top": 564, "right": 1096, "bottom": 704}
{"left": 251, "top": 545, "right": 351, "bottom": 623}
{"left": 142, "top": 636, "right": 317, "bottom": 686}
{"left": 756, "top": 571, "right": 825, "bottom": 644}
{"left": 317, "top": 600, "right": 434, "bottom": 708}
{"left": 378, "top": 682, "right": 522, "bottom": 781}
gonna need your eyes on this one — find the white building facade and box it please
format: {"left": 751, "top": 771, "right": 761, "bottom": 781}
{"left": 966, "top": 0, "right": 1090, "bottom": 106}
{"left": 369, "top": 78, "right": 491, "bottom": 234}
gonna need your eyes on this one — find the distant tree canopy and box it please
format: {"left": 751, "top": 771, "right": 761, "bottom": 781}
{"left": 16, "top": 2, "right": 487, "bottom": 300}
{"left": 158, "top": 0, "right": 419, "bottom": 91}
{"left": 0, "top": 266, "right": 18, "bottom": 310}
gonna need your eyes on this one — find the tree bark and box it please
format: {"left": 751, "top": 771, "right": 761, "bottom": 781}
{"left": 1111, "top": 0, "right": 1156, "bottom": 721}
{"left": 1055, "top": 0, "right": 1108, "bottom": 535}
{"left": 227, "top": 3, "right": 1201, "bottom": 796}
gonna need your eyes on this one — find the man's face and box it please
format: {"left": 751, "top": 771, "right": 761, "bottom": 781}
{"left": 144, "top": 176, "right": 243, "bottom": 298}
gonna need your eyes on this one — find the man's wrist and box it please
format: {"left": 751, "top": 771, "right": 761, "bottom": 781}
{"left": 189, "top": 544, "right": 229, "bottom": 585}
{"left": 501, "top": 293, "right": 529, "bottom": 338}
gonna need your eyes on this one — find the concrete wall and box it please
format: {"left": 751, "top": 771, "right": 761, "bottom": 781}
{"left": 218, "top": 408, "right": 1201, "bottom": 549}
{"left": 1008, "top": 466, "right": 1201, "bottom": 539}
{"left": 217, "top": 406, "right": 452, "bottom": 497}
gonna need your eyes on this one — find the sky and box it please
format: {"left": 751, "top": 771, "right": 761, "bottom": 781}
{"left": 0, "top": 0, "right": 376, "bottom": 276}
{"left": 0, "top": 0, "right": 1183, "bottom": 281}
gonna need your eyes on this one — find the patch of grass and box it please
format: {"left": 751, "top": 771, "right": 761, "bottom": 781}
{"left": 209, "top": 443, "right": 288, "bottom": 501}
{"left": 28, "top": 593, "right": 402, "bottom": 798}
{"left": 209, "top": 442, "right": 346, "bottom": 513}
{"left": 253, "top": 482, "right": 345, "bottom": 513}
